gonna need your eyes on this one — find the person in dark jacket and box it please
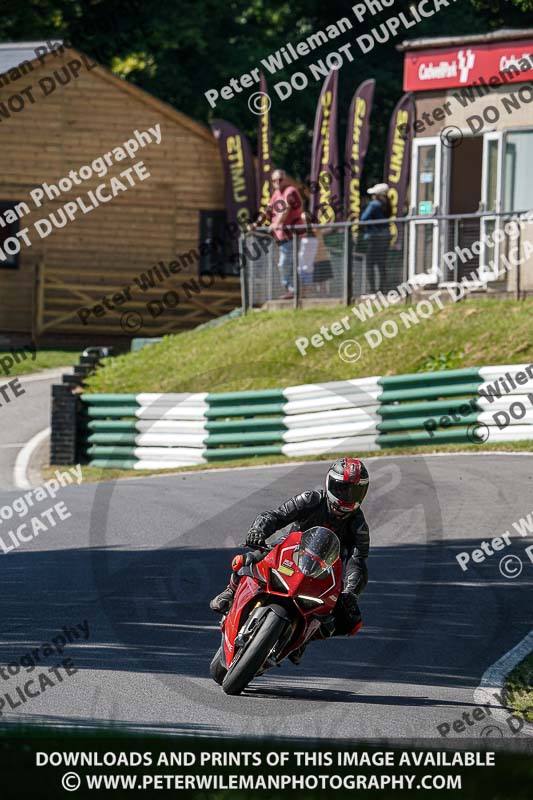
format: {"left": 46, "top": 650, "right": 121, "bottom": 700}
{"left": 209, "top": 458, "right": 370, "bottom": 662}
{"left": 360, "top": 182, "right": 392, "bottom": 293}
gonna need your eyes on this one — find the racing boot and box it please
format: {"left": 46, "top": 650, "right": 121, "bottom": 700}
{"left": 209, "top": 584, "right": 235, "bottom": 614}
{"left": 209, "top": 571, "right": 240, "bottom": 614}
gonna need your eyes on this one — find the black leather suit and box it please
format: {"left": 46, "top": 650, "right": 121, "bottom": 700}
{"left": 245, "top": 489, "right": 369, "bottom": 635}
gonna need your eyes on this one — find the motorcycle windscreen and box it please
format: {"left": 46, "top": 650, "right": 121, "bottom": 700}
{"left": 296, "top": 526, "right": 340, "bottom": 577}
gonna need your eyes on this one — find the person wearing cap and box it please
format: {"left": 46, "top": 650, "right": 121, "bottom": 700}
{"left": 360, "top": 182, "right": 392, "bottom": 293}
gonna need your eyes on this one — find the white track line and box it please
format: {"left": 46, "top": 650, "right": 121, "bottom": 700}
{"left": 9, "top": 367, "right": 72, "bottom": 488}
{"left": 473, "top": 631, "right": 533, "bottom": 737}
{"left": 13, "top": 427, "right": 50, "bottom": 489}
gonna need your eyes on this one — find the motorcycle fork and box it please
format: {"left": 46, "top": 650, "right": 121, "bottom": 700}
{"left": 269, "top": 618, "right": 298, "bottom": 662}
{"left": 234, "top": 602, "right": 266, "bottom": 649}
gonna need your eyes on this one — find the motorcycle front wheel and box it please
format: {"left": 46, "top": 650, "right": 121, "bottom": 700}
{"left": 222, "top": 610, "right": 287, "bottom": 696}
{"left": 209, "top": 646, "right": 227, "bottom": 685}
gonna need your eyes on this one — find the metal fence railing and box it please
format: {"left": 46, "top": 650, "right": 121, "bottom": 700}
{"left": 240, "top": 210, "right": 533, "bottom": 309}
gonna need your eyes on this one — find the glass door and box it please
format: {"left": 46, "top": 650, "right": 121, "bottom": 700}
{"left": 480, "top": 132, "right": 503, "bottom": 280}
{"left": 409, "top": 137, "right": 442, "bottom": 283}
{"left": 504, "top": 129, "right": 533, "bottom": 211}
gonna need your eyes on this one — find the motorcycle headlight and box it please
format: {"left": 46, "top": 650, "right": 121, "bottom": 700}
{"left": 296, "top": 594, "right": 325, "bottom": 611}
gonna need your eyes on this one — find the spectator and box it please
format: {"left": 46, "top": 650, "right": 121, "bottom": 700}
{"left": 360, "top": 182, "right": 392, "bottom": 293}
{"left": 262, "top": 169, "right": 303, "bottom": 300}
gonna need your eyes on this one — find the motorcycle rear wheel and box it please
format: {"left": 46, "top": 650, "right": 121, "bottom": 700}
{"left": 222, "top": 610, "right": 287, "bottom": 696}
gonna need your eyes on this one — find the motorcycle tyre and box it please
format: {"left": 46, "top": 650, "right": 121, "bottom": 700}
{"left": 222, "top": 610, "right": 287, "bottom": 696}
{"left": 210, "top": 646, "right": 227, "bottom": 685}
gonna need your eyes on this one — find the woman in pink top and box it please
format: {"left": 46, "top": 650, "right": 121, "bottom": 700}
{"left": 266, "top": 169, "right": 303, "bottom": 299}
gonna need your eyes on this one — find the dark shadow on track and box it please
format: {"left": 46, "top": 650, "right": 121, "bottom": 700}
{"left": 0, "top": 536, "right": 531, "bottom": 695}
{"left": 245, "top": 684, "right": 482, "bottom": 708}
{"left": 0, "top": 713, "right": 223, "bottom": 736}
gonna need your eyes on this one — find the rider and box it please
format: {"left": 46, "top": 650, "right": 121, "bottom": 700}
{"left": 209, "top": 458, "right": 370, "bottom": 660}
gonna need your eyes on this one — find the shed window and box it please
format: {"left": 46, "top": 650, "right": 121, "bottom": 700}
{"left": 0, "top": 202, "right": 21, "bottom": 269}
{"left": 199, "top": 210, "right": 240, "bottom": 276}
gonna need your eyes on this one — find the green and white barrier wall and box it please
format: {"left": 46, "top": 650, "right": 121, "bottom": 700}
{"left": 81, "top": 363, "right": 533, "bottom": 469}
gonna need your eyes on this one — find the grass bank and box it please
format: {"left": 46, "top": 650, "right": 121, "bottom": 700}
{"left": 83, "top": 298, "right": 533, "bottom": 394}
{"left": 0, "top": 348, "right": 80, "bottom": 377}
{"left": 505, "top": 653, "right": 533, "bottom": 724}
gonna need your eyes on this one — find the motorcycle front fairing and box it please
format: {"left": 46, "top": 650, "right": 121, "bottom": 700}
{"left": 221, "top": 570, "right": 266, "bottom": 666}
{"left": 221, "top": 530, "right": 343, "bottom": 668}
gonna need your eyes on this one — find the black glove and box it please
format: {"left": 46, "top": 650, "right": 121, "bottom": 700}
{"left": 333, "top": 593, "right": 362, "bottom": 637}
{"left": 245, "top": 529, "right": 266, "bottom": 548}
{"left": 339, "top": 592, "right": 360, "bottom": 620}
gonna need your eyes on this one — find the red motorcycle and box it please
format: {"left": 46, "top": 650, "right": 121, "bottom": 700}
{"left": 210, "top": 526, "right": 361, "bottom": 695}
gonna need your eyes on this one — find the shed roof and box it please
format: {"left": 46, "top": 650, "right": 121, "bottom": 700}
{"left": 398, "top": 28, "right": 533, "bottom": 52}
{"left": 0, "top": 41, "right": 215, "bottom": 144}
{"left": 0, "top": 41, "right": 63, "bottom": 72}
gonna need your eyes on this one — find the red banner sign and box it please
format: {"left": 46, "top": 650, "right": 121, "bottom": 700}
{"left": 404, "top": 39, "right": 533, "bottom": 92}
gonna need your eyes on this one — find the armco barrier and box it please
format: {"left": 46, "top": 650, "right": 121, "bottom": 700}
{"left": 80, "top": 363, "right": 533, "bottom": 469}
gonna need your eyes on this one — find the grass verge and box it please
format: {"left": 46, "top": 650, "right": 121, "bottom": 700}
{"left": 505, "top": 654, "right": 533, "bottom": 724}
{"left": 44, "top": 440, "right": 533, "bottom": 484}
{"left": 83, "top": 298, "right": 533, "bottom": 394}
{"left": 0, "top": 348, "right": 80, "bottom": 376}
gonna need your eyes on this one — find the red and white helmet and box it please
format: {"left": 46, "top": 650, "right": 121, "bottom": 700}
{"left": 326, "top": 458, "right": 369, "bottom": 517}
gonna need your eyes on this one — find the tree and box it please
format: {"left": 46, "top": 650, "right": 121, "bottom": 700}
{"left": 0, "top": 0, "right": 530, "bottom": 182}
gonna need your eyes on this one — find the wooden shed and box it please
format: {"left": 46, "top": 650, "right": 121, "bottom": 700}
{"left": 0, "top": 42, "right": 241, "bottom": 343}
